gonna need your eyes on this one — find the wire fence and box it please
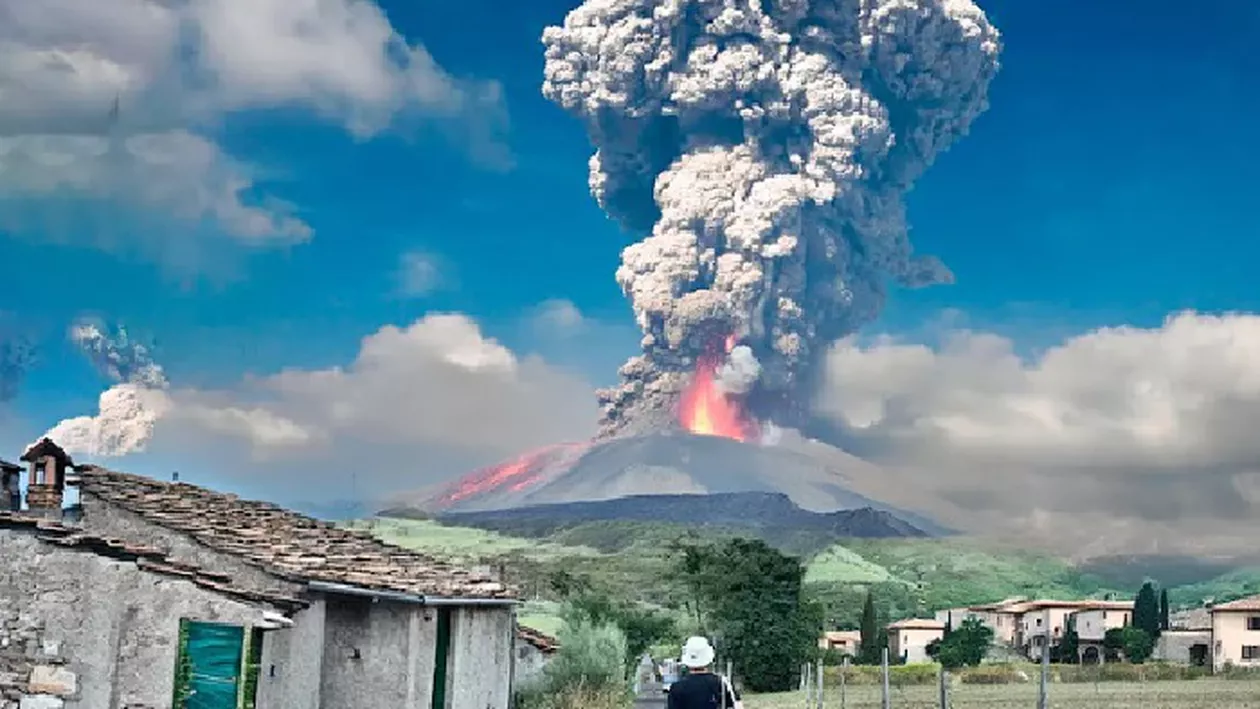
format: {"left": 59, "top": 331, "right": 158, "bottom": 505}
{"left": 773, "top": 651, "right": 1260, "bottom": 709}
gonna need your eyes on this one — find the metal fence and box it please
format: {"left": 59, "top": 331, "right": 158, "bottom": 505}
{"left": 786, "top": 650, "right": 1260, "bottom": 708}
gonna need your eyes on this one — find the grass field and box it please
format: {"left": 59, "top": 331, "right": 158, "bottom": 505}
{"left": 746, "top": 680, "right": 1260, "bottom": 708}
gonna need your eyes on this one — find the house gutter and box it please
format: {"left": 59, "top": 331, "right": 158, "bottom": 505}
{"left": 306, "top": 580, "right": 519, "bottom": 606}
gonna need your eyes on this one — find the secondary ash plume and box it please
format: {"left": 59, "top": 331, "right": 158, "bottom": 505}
{"left": 42, "top": 321, "right": 169, "bottom": 457}
{"left": 542, "top": 0, "right": 1001, "bottom": 437}
{"left": 70, "top": 321, "right": 168, "bottom": 388}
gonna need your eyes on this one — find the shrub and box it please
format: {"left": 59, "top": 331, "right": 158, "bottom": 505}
{"left": 543, "top": 618, "right": 631, "bottom": 694}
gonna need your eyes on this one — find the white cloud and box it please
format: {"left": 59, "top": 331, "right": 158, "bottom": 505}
{"left": 530, "top": 299, "right": 587, "bottom": 334}
{"left": 396, "top": 251, "right": 444, "bottom": 297}
{"left": 0, "top": 132, "right": 311, "bottom": 244}
{"left": 814, "top": 311, "right": 1260, "bottom": 554}
{"left": 0, "top": 0, "right": 507, "bottom": 251}
{"left": 50, "top": 313, "right": 597, "bottom": 496}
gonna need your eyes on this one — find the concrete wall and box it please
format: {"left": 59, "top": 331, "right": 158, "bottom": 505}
{"left": 1155, "top": 630, "right": 1210, "bottom": 664}
{"left": 319, "top": 594, "right": 439, "bottom": 709}
{"left": 256, "top": 601, "right": 326, "bottom": 709}
{"left": 0, "top": 530, "right": 268, "bottom": 709}
{"left": 447, "top": 607, "right": 513, "bottom": 709}
{"left": 78, "top": 493, "right": 302, "bottom": 597}
{"left": 512, "top": 640, "right": 549, "bottom": 690}
{"left": 889, "top": 626, "right": 943, "bottom": 664}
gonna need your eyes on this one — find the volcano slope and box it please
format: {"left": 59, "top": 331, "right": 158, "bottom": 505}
{"left": 392, "top": 431, "right": 947, "bottom": 535}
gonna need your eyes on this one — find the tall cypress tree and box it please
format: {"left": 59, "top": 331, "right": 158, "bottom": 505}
{"left": 859, "top": 591, "right": 879, "bottom": 664}
{"left": 1159, "top": 588, "right": 1171, "bottom": 631}
{"left": 1133, "top": 582, "right": 1160, "bottom": 639}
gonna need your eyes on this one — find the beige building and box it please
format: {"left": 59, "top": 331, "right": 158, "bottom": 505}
{"left": 1210, "top": 595, "right": 1260, "bottom": 671}
{"left": 819, "top": 630, "right": 861, "bottom": 657}
{"left": 887, "top": 619, "right": 945, "bottom": 664}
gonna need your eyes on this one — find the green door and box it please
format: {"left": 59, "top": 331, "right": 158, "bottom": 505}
{"left": 173, "top": 620, "right": 247, "bottom": 709}
{"left": 430, "top": 609, "right": 452, "bottom": 709}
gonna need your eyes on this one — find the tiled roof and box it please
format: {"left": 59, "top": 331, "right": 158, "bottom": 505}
{"left": 517, "top": 625, "right": 559, "bottom": 655}
{"left": 1000, "top": 599, "right": 1132, "bottom": 614}
{"left": 0, "top": 511, "right": 307, "bottom": 611}
{"left": 1211, "top": 594, "right": 1260, "bottom": 612}
{"left": 0, "top": 458, "right": 19, "bottom": 473}
{"left": 76, "top": 466, "right": 515, "bottom": 601}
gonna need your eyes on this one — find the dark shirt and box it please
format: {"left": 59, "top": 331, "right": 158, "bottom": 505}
{"left": 666, "top": 672, "right": 740, "bottom": 709}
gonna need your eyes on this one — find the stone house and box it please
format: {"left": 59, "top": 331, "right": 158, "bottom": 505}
{"left": 512, "top": 626, "right": 559, "bottom": 689}
{"left": 2, "top": 439, "right": 531, "bottom": 709}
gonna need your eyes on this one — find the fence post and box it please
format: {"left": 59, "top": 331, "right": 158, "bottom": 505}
{"left": 816, "top": 658, "right": 824, "bottom": 709}
{"left": 881, "top": 647, "right": 891, "bottom": 709}
{"left": 938, "top": 665, "right": 948, "bottom": 709}
{"left": 839, "top": 657, "right": 847, "bottom": 709}
{"left": 804, "top": 662, "right": 814, "bottom": 707}
{"left": 1038, "top": 641, "right": 1050, "bottom": 709}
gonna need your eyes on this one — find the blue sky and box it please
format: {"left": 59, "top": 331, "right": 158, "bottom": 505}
{"left": 2, "top": 0, "right": 1259, "bottom": 527}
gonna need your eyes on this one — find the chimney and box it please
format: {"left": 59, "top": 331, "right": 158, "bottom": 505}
{"left": 20, "top": 438, "right": 73, "bottom": 520}
{"left": 0, "top": 459, "right": 20, "bottom": 512}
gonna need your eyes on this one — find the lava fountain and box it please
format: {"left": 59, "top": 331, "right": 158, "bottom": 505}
{"left": 677, "top": 336, "right": 760, "bottom": 442}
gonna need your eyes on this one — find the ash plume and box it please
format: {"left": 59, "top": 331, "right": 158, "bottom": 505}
{"left": 70, "top": 322, "right": 168, "bottom": 388}
{"left": 541, "top": 0, "right": 1001, "bottom": 437}
{"left": 42, "top": 321, "right": 169, "bottom": 457}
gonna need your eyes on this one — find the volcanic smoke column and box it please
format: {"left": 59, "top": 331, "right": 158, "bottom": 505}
{"left": 542, "top": 0, "right": 1001, "bottom": 438}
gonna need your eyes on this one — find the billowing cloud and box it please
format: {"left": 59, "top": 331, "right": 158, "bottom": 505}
{"left": 529, "top": 299, "right": 586, "bottom": 335}
{"left": 0, "top": 0, "right": 507, "bottom": 251}
{"left": 814, "top": 311, "right": 1260, "bottom": 556}
{"left": 48, "top": 313, "right": 597, "bottom": 499}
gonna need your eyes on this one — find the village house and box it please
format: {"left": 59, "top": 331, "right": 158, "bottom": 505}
{"left": 1066, "top": 602, "right": 1136, "bottom": 663}
{"left": 1209, "top": 594, "right": 1260, "bottom": 672}
{"left": 1, "top": 438, "right": 553, "bottom": 709}
{"left": 936, "top": 597, "right": 1133, "bottom": 661}
{"left": 818, "top": 630, "right": 861, "bottom": 657}
{"left": 936, "top": 596, "right": 1027, "bottom": 646}
{"left": 886, "top": 619, "right": 945, "bottom": 664}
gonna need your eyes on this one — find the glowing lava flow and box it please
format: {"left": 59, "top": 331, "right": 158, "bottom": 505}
{"left": 677, "top": 336, "right": 758, "bottom": 441}
{"left": 437, "top": 441, "right": 589, "bottom": 507}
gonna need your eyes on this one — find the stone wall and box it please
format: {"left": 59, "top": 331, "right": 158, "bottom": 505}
{"left": 0, "top": 529, "right": 269, "bottom": 709}
{"left": 77, "top": 492, "right": 302, "bottom": 598}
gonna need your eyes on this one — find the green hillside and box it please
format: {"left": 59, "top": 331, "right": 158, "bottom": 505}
{"left": 349, "top": 517, "right": 1190, "bottom": 632}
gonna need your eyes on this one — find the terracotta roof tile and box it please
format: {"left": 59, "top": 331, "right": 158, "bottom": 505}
{"left": 1211, "top": 594, "right": 1260, "bottom": 612}
{"left": 517, "top": 625, "right": 559, "bottom": 654}
{"left": 0, "top": 511, "right": 306, "bottom": 611}
{"left": 77, "top": 466, "right": 517, "bottom": 601}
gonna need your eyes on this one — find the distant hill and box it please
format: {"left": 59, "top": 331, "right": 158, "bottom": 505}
{"left": 423, "top": 491, "right": 928, "bottom": 547}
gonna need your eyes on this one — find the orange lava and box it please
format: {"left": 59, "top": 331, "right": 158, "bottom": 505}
{"left": 677, "top": 337, "right": 758, "bottom": 442}
{"left": 438, "top": 442, "right": 587, "bottom": 506}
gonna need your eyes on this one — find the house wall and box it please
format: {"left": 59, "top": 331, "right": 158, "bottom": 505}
{"left": 1212, "top": 611, "right": 1260, "bottom": 671}
{"left": 989, "top": 611, "right": 1019, "bottom": 645}
{"left": 77, "top": 492, "right": 303, "bottom": 597}
{"left": 890, "top": 627, "right": 943, "bottom": 664}
{"left": 1073, "top": 609, "right": 1131, "bottom": 642}
{"left": 513, "top": 640, "right": 550, "bottom": 690}
{"left": 0, "top": 530, "right": 268, "bottom": 709}
{"left": 319, "top": 594, "right": 439, "bottom": 709}
{"left": 448, "top": 607, "right": 514, "bottom": 709}
{"left": 1155, "top": 630, "right": 1210, "bottom": 664}
{"left": 256, "top": 600, "right": 326, "bottom": 709}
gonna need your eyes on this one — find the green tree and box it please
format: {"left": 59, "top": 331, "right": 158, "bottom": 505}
{"left": 928, "top": 618, "right": 993, "bottom": 669}
{"left": 1159, "top": 588, "right": 1170, "bottom": 631}
{"left": 672, "top": 537, "right": 821, "bottom": 692}
{"left": 1118, "top": 626, "right": 1154, "bottom": 663}
{"left": 858, "top": 591, "right": 881, "bottom": 665}
{"left": 1133, "top": 582, "right": 1161, "bottom": 640}
{"left": 1053, "top": 616, "right": 1079, "bottom": 664}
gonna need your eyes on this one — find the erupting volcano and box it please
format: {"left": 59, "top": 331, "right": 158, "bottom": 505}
{"left": 392, "top": 0, "right": 1002, "bottom": 522}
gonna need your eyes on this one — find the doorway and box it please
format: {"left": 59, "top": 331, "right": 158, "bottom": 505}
{"left": 172, "top": 619, "right": 265, "bottom": 709}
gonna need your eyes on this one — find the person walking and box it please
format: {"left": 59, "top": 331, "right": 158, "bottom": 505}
{"left": 666, "top": 637, "right": 741, "bottom": 709}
